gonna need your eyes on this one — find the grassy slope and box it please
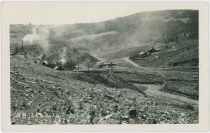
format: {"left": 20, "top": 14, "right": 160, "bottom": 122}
{"left": 10, "top": 10, "right": 198, "bottom": 56}
{"left": 131, "top": 40, "right": 198, "bottom": 67}
{"left": 78, "top": 64, "right": 198, "bottom": 100}
{"left": 102, "top": 39, "right": 198, "bottom": 68}
{"left": 10, "top": 55, "right": 198, "bottom": 124}
{"left": 115, "top": 67, "right": 198, "bottom": 99}
{"left": 102, "top": 46, "right": 149, "bottom": 59}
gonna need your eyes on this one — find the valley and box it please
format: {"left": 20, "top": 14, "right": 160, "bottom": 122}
{"left": 10, "top": 10, "right": 199, "bottom": 124}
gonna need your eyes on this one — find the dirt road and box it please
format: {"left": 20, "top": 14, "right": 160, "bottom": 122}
{"left": 122, "top": 57, "right": 140, "bottom": 68}
{"left": 135, "top": 84, "right": 198, "bottom": 106}
{"left": 89, "top": 53, "right": 107, "bottom": 65}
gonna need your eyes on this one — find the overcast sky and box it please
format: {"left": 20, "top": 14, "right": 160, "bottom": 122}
{"left": 3, "top": 2, "right": 181, "bottom": 24}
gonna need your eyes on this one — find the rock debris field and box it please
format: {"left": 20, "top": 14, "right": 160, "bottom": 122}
{"left": 10, "top": 55, "right": 198, "bottom": 124}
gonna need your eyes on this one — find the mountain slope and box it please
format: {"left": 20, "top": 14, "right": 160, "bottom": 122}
{"left": 130, "top": 39, "right": 198, "bottom": 67}
{"left": 10, "top": 10, "right": 198, "bottom": 57}
{"left": 10, "top": 55, "right": 198, "bottom": 124}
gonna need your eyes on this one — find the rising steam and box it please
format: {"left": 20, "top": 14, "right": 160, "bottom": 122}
{"left": 22, "top": 27, "right": 50, "bottom": 50}
{"left": 60, "top": 47, "right": 67, "bottom": 65}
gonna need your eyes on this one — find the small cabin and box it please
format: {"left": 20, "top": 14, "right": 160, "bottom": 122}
{"left": 139, "top": 51, "right": 150, "bottom": 58}
{"left": 98, "top": 64, "right": 106, "bottom": 68}
{"left": 42, "top": 61, "right": 49, "bottom": 66}
{"left": 148, "top": 47, "right": 160, "bottom": 53}
{"left": 148, "top": 47, "right": 156, "bottom": 53}
{"left": 74, "top": 65, "right": 86, "bottom": 70}
{"left": 54, "top": 66, "right": 64, "bottom": 71}
{"left": 42, "top": 61, "right": 56, "bottom": 68}
{"left": 98, "top": 62, "right": 116, "bottom": 68}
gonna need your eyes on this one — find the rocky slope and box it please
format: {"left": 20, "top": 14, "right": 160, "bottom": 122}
{"left": 10, "top": 55, "right": 198, "bottom": 124}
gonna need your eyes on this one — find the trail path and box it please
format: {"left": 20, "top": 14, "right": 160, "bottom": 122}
{"left": 135, "top": 84, "right": 198, "bottom": 106}
{"left": 89, "top": 53, "right": 107, "bottom": 65}
{"left": 122, "top": 57, "right": 140, "bottom": 68}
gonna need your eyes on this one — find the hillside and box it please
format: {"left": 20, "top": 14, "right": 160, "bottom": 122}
{"left": 136, "top": 39, "right": 198, "bottom": 67}
{"left": 10, "top": 9, "right": 199, "bottom": 124}
{"left": 10, "top": 10, "right": 198, "bottom": 57}
{"left": 103, "top": 39, "right": 198, "bottom": 67}
{"left": 10, "top": 55, "right": 198, "bottom": 124}
{"left": 103, "top": 46, "right": 149, "bottom": 59}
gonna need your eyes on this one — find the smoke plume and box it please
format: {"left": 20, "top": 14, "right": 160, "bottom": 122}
{"left": 22, "top": 26, "right": 50, "bottom": 50}
{"left": 60, "top": 47, "right": 67, "bottom": 65}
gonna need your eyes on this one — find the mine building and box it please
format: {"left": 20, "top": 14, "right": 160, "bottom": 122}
{"left": 54, "top": 66, "right": 64, "bottom": 71}
{"left": 98, "top": 62, "right": 116, "bottom": 69}
{"left": 139, "top": 51, "right": 150, "bottom": 58}
{"left": 41, "top": 61, "right": 56, "bottom": 68}
{"left": 148, "top": 47, "right": 160, "bottom": 53}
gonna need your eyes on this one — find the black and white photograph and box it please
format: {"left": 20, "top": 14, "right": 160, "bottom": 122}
{"left": 1, "top": 1, "right": 209, "bottom": 131}
{"left": 9, "top": 10, "right": 200, "bottom": 125}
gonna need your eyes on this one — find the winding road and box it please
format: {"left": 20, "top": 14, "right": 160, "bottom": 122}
{"left": 122, "top": 57, "right": 140, "bottom": 68}
{"left": 135, "top": 84, "right": 198, "bottom": 106}
{"left": 91, "top": 54, "right": 198, "bottom": 107}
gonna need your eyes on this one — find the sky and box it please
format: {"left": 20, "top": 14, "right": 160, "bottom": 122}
{"left": 2, "top": 2, "right": 184, "bottom": 24}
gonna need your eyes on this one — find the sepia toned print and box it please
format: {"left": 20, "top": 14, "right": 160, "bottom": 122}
{"left": 9, "top": 10, "right": 199, "bottom": 125}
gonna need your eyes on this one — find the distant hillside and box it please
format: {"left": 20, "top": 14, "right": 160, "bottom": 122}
{"left": 10, "top": 10, "right": 198, "bottom": 57}
{"left": 65, "top": 10, "right": 198, "bottom": 56}
{"left": 103, "top": 46, "right": 149, "bottom": 59}
{"left": 130, "top": 39, "right": 198, "bottom": 67}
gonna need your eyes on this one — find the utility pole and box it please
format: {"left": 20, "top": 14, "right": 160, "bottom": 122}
{"left": 75, "top": 49, "right": 79, "bottom": 71}
{"left": 21, "top": 39, "right": 24, "bottom": 51}
{"left": 87, "top": 60, "right": 90, "bottom": 71}
{"left": 21, "top": 39, "right": 26, "bottom": 56}
{"left": 110, "top": 61, "right": 113, "bottom": 72}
